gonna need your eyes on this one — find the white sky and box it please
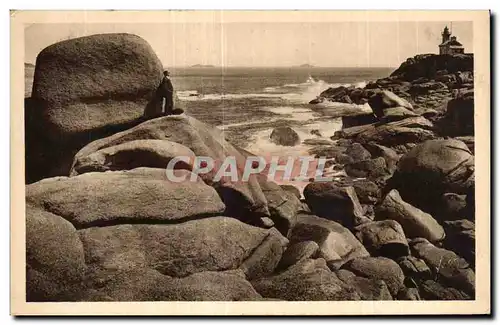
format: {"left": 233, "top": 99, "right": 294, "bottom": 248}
{"left": 24, "top": 21, "right": 472, "bottom": 67}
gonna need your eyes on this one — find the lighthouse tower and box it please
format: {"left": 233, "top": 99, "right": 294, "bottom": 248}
{"left": 442, "top": 26, "right": 451, "bottom": 44}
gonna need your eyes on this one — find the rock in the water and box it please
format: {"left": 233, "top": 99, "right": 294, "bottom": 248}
{"left": 71, "top": 140, "right": 196, "bottom": 175}
{"left": 276, "top": 241, "right": 319, "bottom": 270}
{"left": 26, "top": 168, "right": 225, "bottom": 228}
{"left": 392, "top": 139, "right": 474, "bottom": 213}
{"left": 26, "top": 205, "right": 87, "bottom": 301}
{"left": 251, "top": 258, "right": 360, "bottom": 301}
{"left": 71, "top": 115, "right": 271, "bottom": 223}
{"left": 81, "top": 268, "right": 263, "bottom": 301}
{"left": 78, "top": 216, "right": 288, "bottom": 278}
{"left": 26, "top": 33, "right": 164, "bottom": 182}
{"left": 375, "top": 189, "right": 445, "bottom": 242}
{"left": 270, "top": 127, "right": 300, "bottom": 146}
{"left": 342, "top": 256, "right": 405, "bottom": 296}
{"left": 336, "top": 269, "right": 393, "bottom": 300}
{"left": 289, "top": 214, "right": 369, "bottom": 269}
{"left": 443, "top": 219, "right": 475, "bottom": 268}
{"left": 302, "top": 138, "right": 333, "bottom": 146}
{"left": 303, "top": 183, "right": 365, "bottom": 228}
{"left": 410, "top": 238, "right": 475, "bottom": 296}
{"left": 354, "top": 220, "right": 409, "bottom": 259}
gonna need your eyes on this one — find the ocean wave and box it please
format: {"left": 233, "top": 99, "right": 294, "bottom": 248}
{"left": 177, "top": 76, "right": 368, "bottom": 104}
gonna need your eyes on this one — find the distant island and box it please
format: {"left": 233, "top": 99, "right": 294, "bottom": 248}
{"left": 297, "top": 64, "right": 316, "bottom": 68}
{"left": 25, "top": 62, "right": 35, "bottom": 68}
{"left": 190, "top": 64, "right": 216, "bottom": 68}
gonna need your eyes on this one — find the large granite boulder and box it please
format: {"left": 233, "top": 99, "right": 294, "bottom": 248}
{"left": 26, "top": 33, "right": 164, "bottom": 182}
{"left": 26, "top": 168, "right": 225, "bottom": 228}
{"left": 78, "top": 216, "right": 288, "bottom": 278}
{"left": 392, "top": 139, "right": 475, "bottom": 214}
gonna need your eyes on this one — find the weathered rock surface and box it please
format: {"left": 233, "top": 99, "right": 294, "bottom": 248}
{"left": 289, "top": 214, "right": 369, "bottom": 269}
{"left": 303, "top": 182, "right": 365, "bottom": 228}
{"left": 443, "top": 219, "right": 475, "bottom": 268}
{"left": 375, "top": 189, "right": 445, "bottom": 242}
{"left": 81, "top": 268, "right": 263, "bottom": 301}
{"left": 354, "top": 220, "right": 409, "bottom": 259}
{"left": 276, "top": 241, "right": 319, "bottom": 271}
{"left": 26, "top": 204, "right": 87, "bottom": 301}
{"left": 392, "top": 139, "right": 474, "bottom": 213}
{"left": 419, "top": 280, "right": 472, "bottom": 300}
{"left": 351, "top": 179, "right": 381, "bottom": 205}
{"left": 336, "top": 269, "right": 393, "bottom": 300}
{"left": 256, "top": 176, "right": 301, "bottom": 237}
{"left": 343, "top": 256, "right": 405, "bottom": 296}
{"left": 251, "top": 258, "right": 360, "bottom": 301}
{"left": 78, "top": 216, "right": 288, "bottom": 278}
{"left": 71, "top": 140, "right": 196, "bottom": 175}
{"left": 26, "top": 168, "right": 225, "bottom": 228}
{"left": 345, "top": 157, "right": 389, "bottom": 180}
{"left": 410, "top": 238, "right": 475, "bottom": 296}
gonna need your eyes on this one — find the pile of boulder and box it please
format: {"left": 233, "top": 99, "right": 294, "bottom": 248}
{"left": 25, "top": 34, "right": 475, "bottom": 302}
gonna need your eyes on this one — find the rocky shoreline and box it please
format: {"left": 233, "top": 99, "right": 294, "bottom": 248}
{"left": 26, "top": 34, "right": 475, "bottom": 302}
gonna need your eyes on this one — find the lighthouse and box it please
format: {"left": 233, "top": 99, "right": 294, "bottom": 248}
{"left": 439, "top": 25, "right": 465, "bottom": 55}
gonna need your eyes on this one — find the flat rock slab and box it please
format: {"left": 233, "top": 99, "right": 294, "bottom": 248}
{"left": 26, "top": 168, "right": 225, "bottom": 229}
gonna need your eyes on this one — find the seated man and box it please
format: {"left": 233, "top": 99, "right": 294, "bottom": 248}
{"left": 159, "top": 70, "right": 174, "bottom": 115}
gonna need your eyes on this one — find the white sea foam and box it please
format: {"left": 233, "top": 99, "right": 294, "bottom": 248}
{"left": 244, "top": 118, "right": 343, "bottom": 159}
{"left": 176, "top": 76, "right": 366, "bottom": 104}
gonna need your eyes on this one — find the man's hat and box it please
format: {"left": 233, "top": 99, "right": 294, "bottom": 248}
{"left": 163, "top": 70, "right": 170, "bottom": 76}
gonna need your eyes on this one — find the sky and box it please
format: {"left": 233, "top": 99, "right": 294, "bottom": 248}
{"left": 24, "top": 21, "right": 472, "bottom": 68}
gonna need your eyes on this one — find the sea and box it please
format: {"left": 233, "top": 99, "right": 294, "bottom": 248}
{"left": 25, "top": 65, "right": 393, "bottom": 170}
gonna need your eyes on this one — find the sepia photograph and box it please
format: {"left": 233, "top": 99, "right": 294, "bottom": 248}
{"left": 10, "top": 10, "right": 490, "bottom": 315}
